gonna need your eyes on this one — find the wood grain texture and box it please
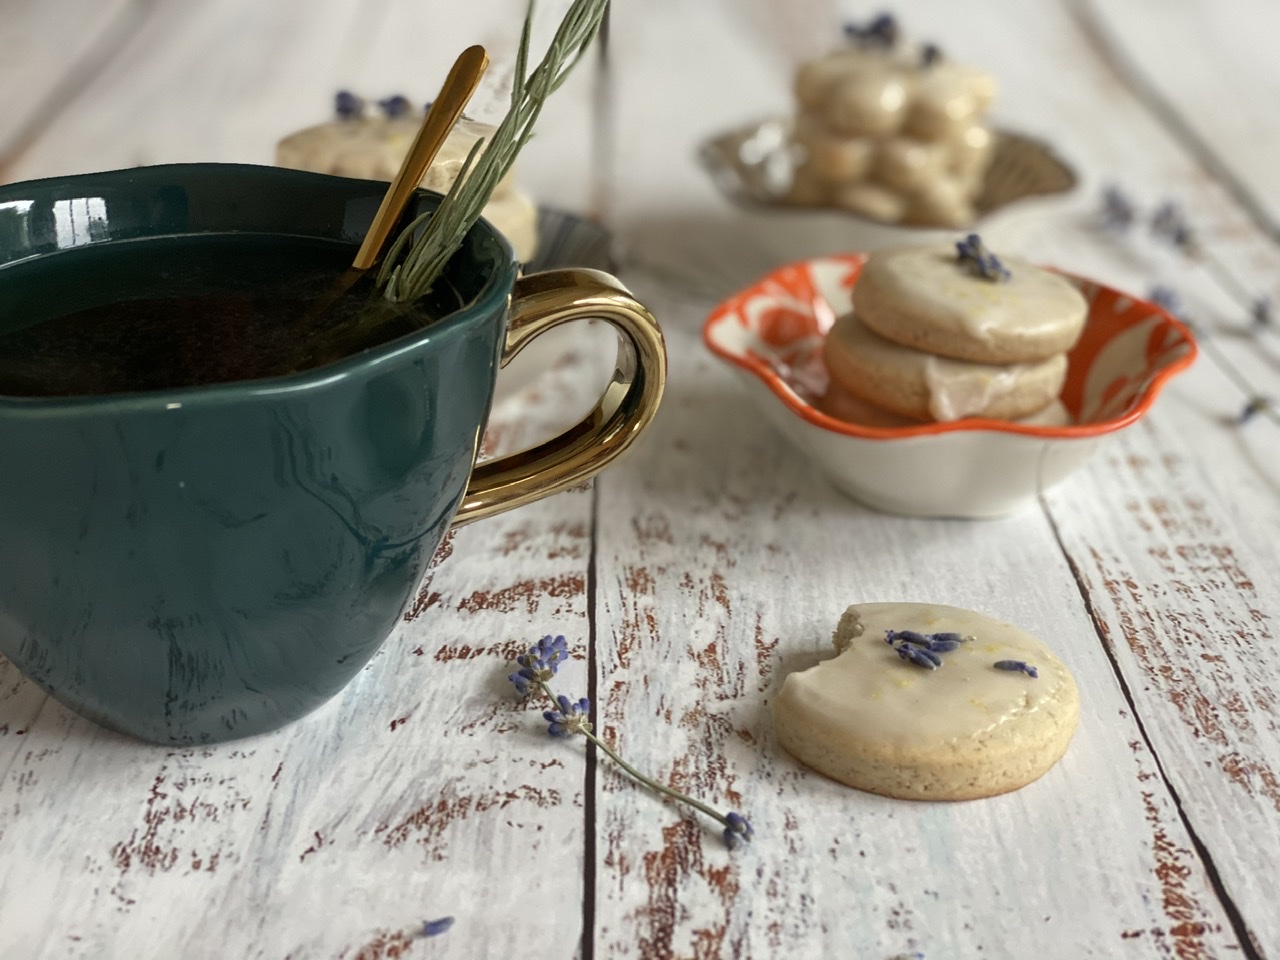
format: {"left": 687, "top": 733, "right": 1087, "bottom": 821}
{"left": 0, "top": 0, "right": 597, "bottom": 212}
{"left": 1044, "top": 412, "right": 1280, "bottom": 956}
{"left": 589, "top": 274, "right": 1241, "bottom": 959}
{"left": 0, "top": 0, "right": 141, "bottom": 168}
{"left": 601, "top": 0, "right": 1279, "bottom": 956}
{"left": 1073, "top": 0, "right": 1280, "bottom": 242}
{"left": 2, "top": 0, "right": 1280, "bottom": 957}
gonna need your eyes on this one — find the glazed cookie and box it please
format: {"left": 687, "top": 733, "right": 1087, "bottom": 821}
{"left": 903, "top": 175, "right": 975, "bottom": 229}
{"left": 904, "top": 62, "right": 997, "bottom": 141}
{"left": 276, "top": 115, "right": 539, "bottom": 261}
{"left": 787, "top": 19, "right": 999, "bottom": 228}
{"left": 823, "top": 312, "right": 1068, "bottom": 421}
{"left": 852, "top": 243, "right": 1088, "bottom": 363}
{"left": 830, "top": 182, "right": 909, "bottom": 224}
{"left": 772, "top": 602, "right": 1080, "bottom": 800}
{"left": 817, "top": 379, "right": 924, "bottom": 427}
{"left": 793, "top": 115, "right": 876, "bottom": 183}
{"left": 872, "top": 137, "right": 949, "bottom": 194}
{"left": 819, "top": 378, "right": 1072, "bottom": 429}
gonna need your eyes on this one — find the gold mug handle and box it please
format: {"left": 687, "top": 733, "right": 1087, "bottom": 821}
{"left": 451, "top": 268, "right": 667, "bottom": 527}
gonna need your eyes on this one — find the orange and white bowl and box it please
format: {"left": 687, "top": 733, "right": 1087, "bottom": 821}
{"left": 703, "top": 254, "right": 1197, "bottom": 518}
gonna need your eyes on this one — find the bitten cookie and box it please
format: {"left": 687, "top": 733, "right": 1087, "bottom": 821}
{"left": 852, "top": 244, "right": 1088, "bottom": 363}
{"left": 772, "top": 602, "right": 1080, "bottom": 800}
{"left": 823, "top": 312, "right": 1068, "bottom": 421}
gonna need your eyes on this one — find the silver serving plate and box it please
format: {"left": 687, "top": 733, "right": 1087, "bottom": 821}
{"left": 699, "top": 117, "right": 1077, "bottom": 225}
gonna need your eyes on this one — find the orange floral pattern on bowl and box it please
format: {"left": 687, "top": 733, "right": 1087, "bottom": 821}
{"left": 705, "top": 254, "right": 1197, "bottom": 439}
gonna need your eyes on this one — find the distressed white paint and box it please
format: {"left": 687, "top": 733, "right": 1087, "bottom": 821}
{"left": 2, "top": 0, "right": 1279, "bottom": 957}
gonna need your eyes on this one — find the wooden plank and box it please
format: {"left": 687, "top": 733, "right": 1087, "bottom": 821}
{"left": 3, "top": 0, "right": 1280, "bottom": 955}
{"left": 588, "top": 275, "right": 1243, "bottom": 958}
{"left": 2, "top": 0, "right": 598, "bottom": 214}
{"left": 1073, "top": 0, "right": 1280, "bottom": 243}
{"left": 1043, "top": 406, "right": 1280, "bottom": 956}
{"left": 969, "top": 26, "right": 1280, "bottom": 947}
{"left": 0, "top": 0, "right": 139, "bottom": 169}
{"left": 598, "top": 0, "right": 1280, "bottom": 954}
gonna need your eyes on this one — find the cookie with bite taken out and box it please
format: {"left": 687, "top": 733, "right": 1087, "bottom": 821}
{"left": 772, "top": 602, "right": 1080, "bottom": 800}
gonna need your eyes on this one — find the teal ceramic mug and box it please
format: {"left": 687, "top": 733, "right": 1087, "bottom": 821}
{"left": 0, "top": 164, "right": 665, "bottom": 744}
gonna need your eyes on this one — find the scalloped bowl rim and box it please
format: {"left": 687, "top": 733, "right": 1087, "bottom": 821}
{"left": 703, "top": 253, "right": 1198, "bottom": 442}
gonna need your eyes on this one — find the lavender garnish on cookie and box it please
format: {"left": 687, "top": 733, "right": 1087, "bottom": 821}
{"left": 955, "top": 233, "right": 1011, "bottom": 282}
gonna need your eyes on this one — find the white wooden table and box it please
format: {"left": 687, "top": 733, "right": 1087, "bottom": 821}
{"left": 3, "top": 1, "right": 1279, "bottom": 958}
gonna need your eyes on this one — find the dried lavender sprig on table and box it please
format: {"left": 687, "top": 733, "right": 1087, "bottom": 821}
{"left": 1146, "top": 281, "right": 1277, "bottom": 428}
{"left": 377, "top": 0, "right": 609, "bottom": 303}
{"left": 1147, "top": 199, "right": 1276, "bottom": 324}
{"left": 509, "top": 635, "right": 754, "bottom": 851}
{"left": 1101, "top": 187, "right": 1273, "bottom": 318}
{"left": 1099, "top": 186, "right": 1278, "bottom": 428}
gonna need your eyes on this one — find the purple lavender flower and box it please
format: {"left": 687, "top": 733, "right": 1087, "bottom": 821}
{"left": 956, "top": 234, "right": 1011, "bottom": 282}
{"left": 1251, "top": 297, "right": 1273, "bottom": 329}
{"left": 509, "top": 634, "right": 570, "bottom": 697}
{"left": 1238, "top": 396, "right": 1271, "bottom": 424}
{"left": 544, "top": 695, "right": 592, "bottom": 737}
{"left": 1100, "top": 185, "right": 1136, "bottom": 231}
{"left": 534, "top": 634, "right": 569, "bottom": 664}
{"left": 886, "top": 629, "right": 970, "bottom": 655}
{"left": 1151, "top": 201, "right": 1197, "bottom": 252}
{"left": 897, "top": 644, "right": 942, "bottom": 670}
{"left": 421, "top": 917, "right": 454, "bottom": 938}
{"left": 723, "top": 812, "right": 754, "bottom": 850}
{"left": 378, "top": 94, "right": 413, "bottom": 118}
{"left": 1148, "top": 284, "right": 1185, "bottom": 319}
{"left": 993, "top": 660, "right": 1039, "bottom": 678}
{"left": 844, "top": 13, "right": 899, "bottom": 48}
{"left": 334, "top": 90, "right": 364, "bottom": 119}
{"left": 885, "top": 629, "right": 931, "bottom": 647}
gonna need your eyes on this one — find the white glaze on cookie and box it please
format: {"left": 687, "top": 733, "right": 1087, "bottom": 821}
{"left": 813, "top": 602, "right": 1073, "bottom": 746}
{"left": 853, "top": 245, "right": 1088, "bottom": 362}
{"left": 823, "top": 312, "right": 1067, "bottom": 421}
{"left": 922, "top": 352, "right": 1066, "bottom": 420}
{"left": 772, "top": 602, "right": 1080, "bottom": 799}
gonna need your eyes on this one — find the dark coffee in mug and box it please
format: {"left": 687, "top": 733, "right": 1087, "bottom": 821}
{"left": 0, "top": 235, "right": 464, "bottom": 397}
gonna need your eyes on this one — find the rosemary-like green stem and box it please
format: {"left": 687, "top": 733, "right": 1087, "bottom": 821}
{"left": 580, "top": 728, "right": 732, "bottom": 827}
{"left": 537, "top": 682, "right": 732, "bottom": 828}
{"left": 377, "top": 0, "right": 609, "bottom": 303}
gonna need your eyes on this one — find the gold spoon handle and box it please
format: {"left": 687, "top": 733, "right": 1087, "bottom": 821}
{"left": 351, "top": 44, "right": 490, "bottom": 271}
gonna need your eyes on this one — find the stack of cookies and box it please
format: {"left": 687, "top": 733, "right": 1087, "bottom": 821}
{"left": 788, "top": 19, "right": 997, "bottom": 227}
{"left": 822, "top": 238, "right": 1088, "bottom": 425}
